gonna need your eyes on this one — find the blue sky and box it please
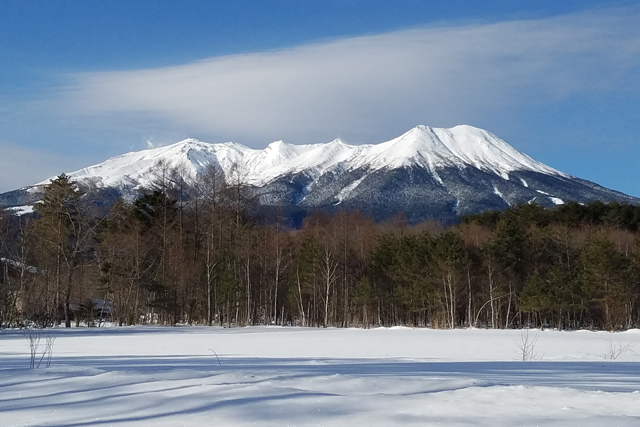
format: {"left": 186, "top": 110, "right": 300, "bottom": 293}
{"left": 1, "top": 0, "right": 639, "bottom": 196}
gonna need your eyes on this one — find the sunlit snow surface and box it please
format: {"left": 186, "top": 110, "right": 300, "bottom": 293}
{"left": 6, "top": 205, "right": 34, "bottom": 216}
{"left": 38, "top": 125, "right": 567, "bottom": 191}
{"left": 1, "top": 327, "right": 640, "bottom": 426}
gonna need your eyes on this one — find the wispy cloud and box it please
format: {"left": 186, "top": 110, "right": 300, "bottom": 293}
{"left": 58, "top": 7, "right": 640, "bottom": 145}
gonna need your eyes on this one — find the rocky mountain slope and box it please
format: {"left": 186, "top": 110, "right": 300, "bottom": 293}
{"left": 2, "top": 125, "right": 637, "bottom": 224}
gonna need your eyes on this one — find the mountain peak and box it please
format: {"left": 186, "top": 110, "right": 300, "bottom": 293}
{"left": 176, "top": 137, "right": 204, "bottom": 145}
{"left": 37, "top": 124, "right": 568, "bottom": 189}
{"left": 6, "top": 124, "right": 634, "bottom": 224}
{"left": 410, "top": 124, "right": 433, "bottom": 133}
{"left": 266, "top": 140, "right": 287, "bottom": 149}
{"left": 449, "top": 124, "right": 485, "bottom": 133}
{"left": 329, "top": 137, "right": 349, "bottom": 145}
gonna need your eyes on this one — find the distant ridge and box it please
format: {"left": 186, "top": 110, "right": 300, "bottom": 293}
{"left": 2, "top": 125, "right": 638, "bottom": 224}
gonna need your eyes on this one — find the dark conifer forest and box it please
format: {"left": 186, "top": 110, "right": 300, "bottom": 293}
{"left": 1, "top": 164, "right": 640, "bottom": 330}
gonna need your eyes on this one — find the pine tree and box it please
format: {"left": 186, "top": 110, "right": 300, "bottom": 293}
{"left": 579, "top": 232, "right": 632, "bottom": 330}
{"left": 34, "top": 174, "right": 96, "bottom": 327}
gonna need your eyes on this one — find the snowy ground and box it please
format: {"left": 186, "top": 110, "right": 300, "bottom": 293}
{"left": 1, "top": 326, "right": 640, "bottom": 426}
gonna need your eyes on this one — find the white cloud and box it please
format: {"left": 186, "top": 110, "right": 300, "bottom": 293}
{"left": 59, "top": 7, "right": 640, "bottom": 146}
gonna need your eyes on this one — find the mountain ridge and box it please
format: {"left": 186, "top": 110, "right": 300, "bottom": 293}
{"left": 2, "top": 125, "right": 637, "bottom": 224}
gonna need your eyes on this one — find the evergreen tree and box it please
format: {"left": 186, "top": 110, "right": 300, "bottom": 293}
{"left": 34, "top": 174, "right": 96, "bottom": 327}
{"left": 579, "top": 232, "right": 633, "bottom": 330}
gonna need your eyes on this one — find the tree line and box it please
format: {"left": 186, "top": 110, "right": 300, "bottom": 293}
{"left": 1, "top": 162, "right": 639, "bottom": 330}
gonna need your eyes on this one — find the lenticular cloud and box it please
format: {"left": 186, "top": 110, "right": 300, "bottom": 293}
{"left": 61, "top": 7, "right": 640, "bottom": 144}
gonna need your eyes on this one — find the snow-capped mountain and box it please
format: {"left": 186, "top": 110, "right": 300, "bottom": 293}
{"left": 2, "top": 125, "right": 638, "bottom": 224}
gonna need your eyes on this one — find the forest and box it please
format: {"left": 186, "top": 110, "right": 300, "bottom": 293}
{"left": 1, "top": 161, "right": 640, "bottom": 331}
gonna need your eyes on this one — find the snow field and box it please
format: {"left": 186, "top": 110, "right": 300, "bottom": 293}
{"left": 1, "top": 327, "right": 640, "bottom": 426}
{"left": 46, "top": 124, "right": 564, "bottom": 192}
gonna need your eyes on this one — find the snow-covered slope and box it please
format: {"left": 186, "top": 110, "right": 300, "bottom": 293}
{"left": 45, "top": 125, "right": 566, "bottom": 190}
{"left": 2, "top": 125, "right": 637, "bottom": 223}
